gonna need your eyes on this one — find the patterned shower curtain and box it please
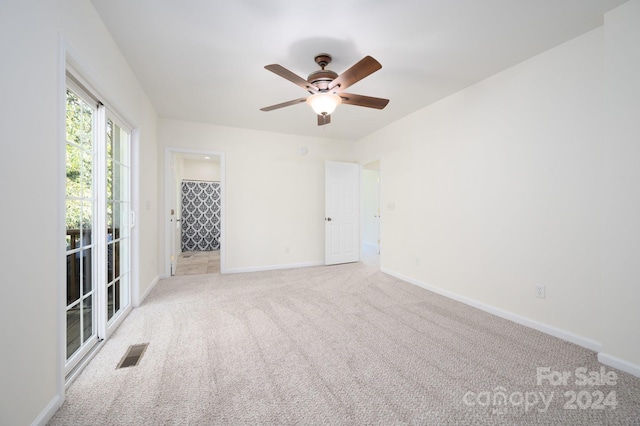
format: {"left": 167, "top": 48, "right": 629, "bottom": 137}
{"left": 181, "top": 180, "right": 221, "bottom": 251}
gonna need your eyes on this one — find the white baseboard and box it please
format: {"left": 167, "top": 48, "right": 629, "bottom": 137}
{"left": 31, "top": 393, "right": 62, "bottom": 426}
{"left": 381, "top": 267, "right": 602, "bottom": 353}
{"left": 598, "top": 352, "right": 640, "bottom": 378}
{"left": 135, "top": 274, "right": 160, "bottom": 307}
{"left": 225, "top": 261, "right": 324, "bottom": 274}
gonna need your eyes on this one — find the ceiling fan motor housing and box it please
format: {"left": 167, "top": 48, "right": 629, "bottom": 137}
{"left": 307, "top": 69, "right": 338, "bottom": 91}
{"left": 308, "top": 53, "right": 338, "bottom": 91}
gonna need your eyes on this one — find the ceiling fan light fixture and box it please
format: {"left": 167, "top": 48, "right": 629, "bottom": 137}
{"left": 306, "top": 93, "right": 342, "bottom": 115}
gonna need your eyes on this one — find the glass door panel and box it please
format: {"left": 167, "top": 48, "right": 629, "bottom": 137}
{"left": 65, "top": 87, "right": 97, "bottom": 365}
{"left": 106, "top": 117, "right": 131, "bottom": 324}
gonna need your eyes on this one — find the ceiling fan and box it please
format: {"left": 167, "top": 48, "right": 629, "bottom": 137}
{"left": 260, "top": 53, "right": 389, "bottom": 126}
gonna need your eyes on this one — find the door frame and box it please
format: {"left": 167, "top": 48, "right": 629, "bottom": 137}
{"left": 163, "top": 147, "right": 226, "bottom": 276}
{"left": 59, "top": 54, "right": 139, "bottom": 390}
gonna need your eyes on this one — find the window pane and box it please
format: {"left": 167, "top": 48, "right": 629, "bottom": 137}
{"left": 66, "top": 304, "right": 81, "bottom": 359}
{"left": 106, "top": 119, "right": 113, "bottom": 160}
{"left": 66, "top": 89, "right": 82, "bottom": 145}
{"left": 117, "top": 127, "right": 130, "bottom": 166}
{"left": 82, "top": 201, "right": 93, "bottom": 246}
{"left": 114, "top": 280, "right": 120, "bottom": 313}
{"left": 83, "top": 296, "right": 93, "bottom": 343}
{"left": 66, "top": 144, "right": 81, "bottom": 198}
{"left": 113, "top": 202, "right": 121, "bottom": 240}
{"left": 107, "top": 202, "right": 113, "bottom": 241}
{"left": 113, "top": 160, "right": 121, "bottom": 201}
{"left": 118, "top": 202, "right": 129, "bottom": 239}
{"left": 114, "top": 241, "right": 120, "bottom": 279}
{"left": 66, "top": 200, "right": 81, "bottom": 249}
{"left": 66, "top": 253, "right": 80, "bottom": 305}
{"left": 80, "top": 103, "right": 93, "bottom": 150}
{"left": 118, "top": 164, "right": 129, "bottom": 201}
{"left": 107, "top": 242, "right": 114, "bottom": 283}
{"left": 82, "top": 151, "right": 93, "bottom": 199}
{"left": 118, "top": 237, "right": 130, "bottom": 275}
{"left": 120, "top": 272, "right": 130, "bottom": 308}
{"left": 107, "top": 159, "right": 113, "bottom": 201}
{"left": 112, "top": 121, "right": 121, "bottom": 162}
{"left": 82, "top": 248, "right": 92, "bottom": 295}
{"left": 107, "top": 284, "right": 114, "bottom": 321}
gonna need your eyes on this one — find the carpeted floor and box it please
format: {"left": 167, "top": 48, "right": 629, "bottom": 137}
{"left": 49, "top": 249, "right": 640, "bottom": 425}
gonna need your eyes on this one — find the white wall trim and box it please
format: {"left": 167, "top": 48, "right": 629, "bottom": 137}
{"left": 31, "top": 394, "right": 62, "bottom": 426}
{"left": 134, "top": 275, "right": 161, "bottom": 307}
{"left": 598, "top": 352, "right": 640, "bottom": 379}
{"left": 225, "top": 261, "right": 324, "bottom": 274}
{"left": 381, "top": 267, "right": 602, "bottom": 353}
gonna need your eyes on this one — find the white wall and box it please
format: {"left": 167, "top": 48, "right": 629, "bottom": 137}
{"left": 0, "top": 1, "right": 158, "bottom": 424}
{"left": 356, "top": 28, "right": 605, "bottom": 346}
{"left": 600, "top": 0, "right": 640, "bottom": 373}
{"left": 183, "top": 158, "right": 221, "bottom": 181}
{"left": 159, "top": 119, "right": 354, "bottom": 272}
{"left": 355, "top": 4, "right": 640, "bottom": 375}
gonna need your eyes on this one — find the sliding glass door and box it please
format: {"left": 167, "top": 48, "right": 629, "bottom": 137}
{"left": 65, "top": 75, "right": 131, "bottom": 376}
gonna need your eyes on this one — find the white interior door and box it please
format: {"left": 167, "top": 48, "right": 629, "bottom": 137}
{"left": 325, "top": 161, "right": 360, "bottom": 265}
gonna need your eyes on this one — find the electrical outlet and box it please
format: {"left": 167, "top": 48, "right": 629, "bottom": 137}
{"left": 535, "top": 284, "right": 546, "bottom": 299}
{"left": 415, "top": 257, "right": 420, "bottom": 266}
{"left": 285, "top": 246, "right": 290, "bottom": 254}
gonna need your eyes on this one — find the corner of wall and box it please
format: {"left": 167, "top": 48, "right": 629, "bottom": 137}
{"left": 30, "top": 394, "right": 62, "bottom": 426}
{"left": 134, "top": 275, "right": 161, "bottom": 307}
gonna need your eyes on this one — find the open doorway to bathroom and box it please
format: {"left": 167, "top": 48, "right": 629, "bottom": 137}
{"left": 165, "top": 148, "right": 225, "bottom": 276}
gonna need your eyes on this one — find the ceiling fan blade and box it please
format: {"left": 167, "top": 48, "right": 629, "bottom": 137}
{"left": 260, "top": 97, "right": 308, "bottom": 112}
{"left": 328, "top": 56, "right": 382, "bottom": 92}
{"left": 339, "top": 93, "right": 389, "bottom": 109}
{"left": 317, "top": 114, "right": 331, "bottom": 126}
{"left": 265, "top": 64, "right": 318, "bottom": 94}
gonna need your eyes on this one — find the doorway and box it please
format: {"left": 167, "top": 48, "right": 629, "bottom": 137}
{"left": 164, "top": 148, "right": 225, "bottom": 276}
{"left": 362, "top": 160, "right": 381, "bottom": 266}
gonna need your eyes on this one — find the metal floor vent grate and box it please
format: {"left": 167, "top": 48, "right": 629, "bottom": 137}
{"left": 117, "top": 343, "right": 149, "bottom": 369}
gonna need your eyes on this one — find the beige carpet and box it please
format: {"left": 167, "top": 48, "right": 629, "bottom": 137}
{"left": 50, "top": 252, "right": 640, "bottom": 425}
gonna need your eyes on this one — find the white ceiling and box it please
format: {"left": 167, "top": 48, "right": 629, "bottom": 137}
{"left": 91, "top": 0, "right": 626, "bottom": 141}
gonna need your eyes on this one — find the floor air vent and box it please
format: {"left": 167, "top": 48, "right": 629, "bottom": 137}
{"left": 117, "top": 343, "right": 149, "bottom": 369}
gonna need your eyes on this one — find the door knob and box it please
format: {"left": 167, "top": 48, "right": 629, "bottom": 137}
{"left": 325, "top": 217, "right": 332, "bottom": 221}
